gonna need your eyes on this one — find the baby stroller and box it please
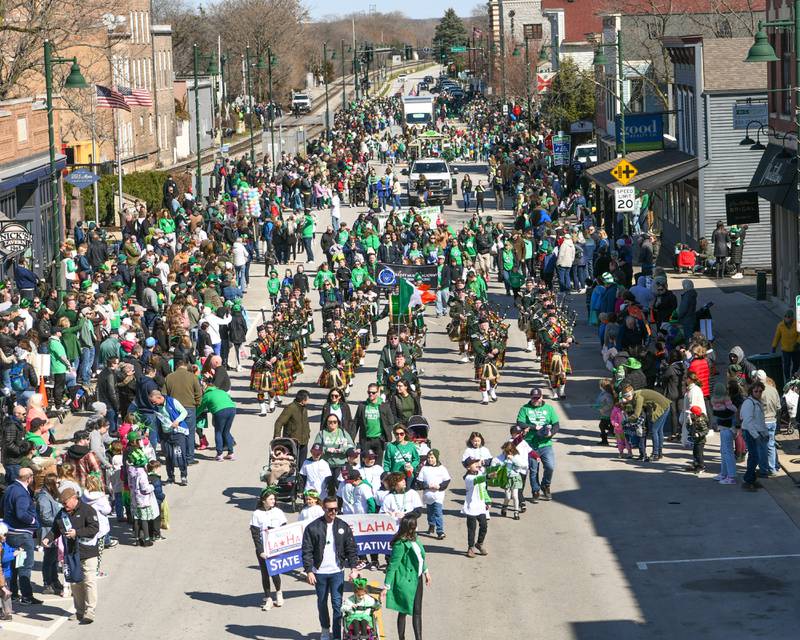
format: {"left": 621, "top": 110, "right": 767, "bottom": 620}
{"left": 408, "top": 415, "right": 432, "bottom": 480}
{"left": 259, "top": 437, "right": 301, "bottom": 511}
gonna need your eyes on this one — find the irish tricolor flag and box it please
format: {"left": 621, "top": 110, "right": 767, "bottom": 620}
{"left": 390, "top": 278, "right": 436, "bottom": 320}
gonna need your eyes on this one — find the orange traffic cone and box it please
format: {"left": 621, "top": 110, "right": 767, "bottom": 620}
{"left": 39, "top": 376, "right": 48, "bottom": 408}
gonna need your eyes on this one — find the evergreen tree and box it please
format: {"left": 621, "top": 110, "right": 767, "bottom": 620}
{"left": 434, "top": 8, "right": 468, "bottom": 52}
{"left": 542, "top": 58, "right": 595, "bottom": 129}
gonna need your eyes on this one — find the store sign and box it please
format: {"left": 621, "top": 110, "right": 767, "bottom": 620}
{"left": 615, "top": 113, "right": 663, "bottom": 151}
{"left": 0, "top": 221, "right": 33, "bottom": 260}
{"left": 725, "top": 192, "right": 760, "bottom": 225}
{"left": 65, "top": 168, "right": 100, "bottom": 190}
{"left": 733, "top": 102, "right": 768, "bottom": 130}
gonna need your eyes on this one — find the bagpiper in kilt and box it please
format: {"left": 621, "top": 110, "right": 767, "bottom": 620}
{"left": 470, "top": 316, "right": 505, "bottom": 404}
{"left": 539, "top": 314, "right": 573, "bottom": 400}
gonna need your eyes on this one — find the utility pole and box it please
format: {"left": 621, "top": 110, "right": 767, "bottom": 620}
{"left": 341, "top": 39, "right": 346, "bottom": 112}
{"left": 268, "top": 45, "right": 276, "bottom": 163}
{"left": 192, "top": 44, "right": 203, "bottom": 198}
{"left": 498, "top": 0, "right": 507, "bottom": 103}
{"left": 245, "top": 45, "right": 255, "bottom": 166}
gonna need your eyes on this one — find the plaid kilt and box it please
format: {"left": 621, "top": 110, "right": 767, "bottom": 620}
{"left": 272, "top": 359, "right": 292, "bottom": 396}
{"left": 341, "top": 360, "right": 354, "bottom": 386}
{"left": 290, "top": 349, "right": 304, "bottom": 376}
{"left": 541, "top": 351, "right": 571, "bottom": 377}
{"left": 318, "top": 367, "right": 344, "bottom": 389}
{"left": 250, "top": 368, "right": 272, "bottom": 393}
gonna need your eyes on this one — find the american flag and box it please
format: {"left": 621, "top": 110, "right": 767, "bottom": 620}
{"left": 117, "top": 85, "right": 153, "bottom": 108}
{"left": 96, "top": 84, "right": 131, "bottom": 111}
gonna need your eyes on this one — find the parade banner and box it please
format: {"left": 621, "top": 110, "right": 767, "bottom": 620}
{"left": 263, "top": 514, "right": 398, "bottom": 576}
{"left": 376, "top": 262, "right": 438, "bottom": 289}
{"left": 415, "top": 206, "right": 441, "bottom": 230}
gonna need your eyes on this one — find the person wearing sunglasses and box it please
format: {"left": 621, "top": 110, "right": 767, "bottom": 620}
{"left": 301, "top": 495, "right": 362, "bottom": 640}
{"left": 382, "top": 425, "right": 420, "bottom": 477}
{"left": 312, "top": 414, "right": 355, "bottom": 496}
{"left": 319, "top": 388, "right": 354, "bottom": 439}
{"left": 353, "top": 384, "right": 395, "bottom": 463}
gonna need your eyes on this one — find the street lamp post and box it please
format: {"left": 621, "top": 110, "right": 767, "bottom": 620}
{"left": 744, "top": 5, "right": 800, "bottom": 199}
{"left": 266, "top": 46, "right": 276, "bottom": 164}
{"left": 193, "top": 45, "right": 219, "bottom": 197}
{"left": 43, "top": 39, "right": 87, "bottom": 291}
{"left": 341, "top": 39, "right": 346, "bottom": 112}
{"left": 244, "top": 45, "right": 255, "bottom": 167}
{"left": 323, "top": 42, "right": 331, "bottom": 136}
{"left": 592, "top": 29, "right": 626, "bottom": 157}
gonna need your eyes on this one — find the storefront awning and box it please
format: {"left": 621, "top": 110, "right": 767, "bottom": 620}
{"left": 748, "top": 143, "right": 798, "bottom": 215}
{"left": 586, "top": 149, "right": 700, "bottom": 193}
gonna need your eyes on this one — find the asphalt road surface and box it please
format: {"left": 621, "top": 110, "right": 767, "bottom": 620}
{"left": 9, "top": 68, "right": 800, "bottom": 640}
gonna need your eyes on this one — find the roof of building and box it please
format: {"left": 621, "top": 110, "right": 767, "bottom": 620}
{"left": 702, "top": 37, "right": 767, "bottom": 91}
{"left": 541, "top": 0, "right": 604, "bottom": 43}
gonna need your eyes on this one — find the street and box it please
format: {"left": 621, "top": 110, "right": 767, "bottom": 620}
{"left": 4, "top": 68, "right": 800, "bottom": 640}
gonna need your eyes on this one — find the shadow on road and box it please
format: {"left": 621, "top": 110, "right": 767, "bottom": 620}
{"left": 226, "top": 624, "right": 307, "bottom": 639}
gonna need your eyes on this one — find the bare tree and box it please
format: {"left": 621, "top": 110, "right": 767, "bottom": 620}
{"left": 0, "top": 0, "right": 116, "bottom": 99}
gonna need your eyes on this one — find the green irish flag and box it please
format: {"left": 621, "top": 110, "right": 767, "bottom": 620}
{"left": 390, "top": 278, "right": 415, "bottom": 322}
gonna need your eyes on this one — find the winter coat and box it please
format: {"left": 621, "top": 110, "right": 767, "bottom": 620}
{"left": 677, "top": 289, "right": 697, "bottom": 338}
{"left": 127, "top": 464, "right": 158, "bottom": 511}
{"left": 82, "top": 490, "right": 111, "bottom": 539}
{"left": 385, "top": 538, "right": 427, "bottom": 615}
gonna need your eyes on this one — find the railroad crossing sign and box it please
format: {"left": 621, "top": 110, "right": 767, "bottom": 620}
{"left": 614, "top": 186, "right": 636, "bottom": 212}
{"left": 610, "top": 158, "right": 638, "bottom": 185}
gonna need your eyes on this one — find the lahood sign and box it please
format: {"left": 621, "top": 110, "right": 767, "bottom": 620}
{"left": 615, "top": 113, "right": 664, "bottom": 151}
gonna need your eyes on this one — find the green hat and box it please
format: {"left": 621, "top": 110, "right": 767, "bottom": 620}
{"left": 232, "top": 302, "right": 242, "bottom": 312}
{"left": 270, "top": 270, "right": 278, "bottom": 275}
{"left": 126, "top": 430, "right": 142, "bottom": 443}
{"left": 601, "top": 272, "right": 614, "bottom": 285}
{"left": 224, "top": 300, "right": 233, "bottom": 307}
{"left": 19, "top": 298, "right": 30, "bottom": 308}
{"left": 80, "top": 280, "right": 92, "bottom": 290}
{"left": 207, "top": 274, "right": 218, "bottom": 282}
{"left": 353, "top": 577, "right": 368, "bottom": 590}
{"left": 129, "top": 448, "right": 149, "bottom": 468}
{"left": 188, "top": 256, "right": 197, "bottom": 265}
{"left": 260, "top": 486, "right": 279, "bottom": 498}
{"left": 624, "top": 357, "right": 642, "bottom": 370}
{"left": 147, "top": 277, "right": 158, "bottom": 286}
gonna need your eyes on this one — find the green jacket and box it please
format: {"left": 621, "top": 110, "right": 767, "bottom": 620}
{"left": 197, "top": 387, "right": 235, "bottom": 415}
{"left": 382, "top": 441, "right": 419, "bottom": 473}
{"left": 60, "top": 323, "right": 81, "bottom": 362}
{"left": 517, "top": 402, "right": 559, "bottom": 449}
{"left": 302, "top": 214, "right": 315, "bottom": 238}
{"left": 267, "top": 277, "right": 282, "bottom": 295}
{"left": 385, "top": 539, "right": 426, "bottom": 615}
{"left": 49, "top": 337, "right": 69, "bottom": 375}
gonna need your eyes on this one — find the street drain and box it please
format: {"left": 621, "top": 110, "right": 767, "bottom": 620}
{"left": 668, "top": 501, "right": 681, "bottom": 505}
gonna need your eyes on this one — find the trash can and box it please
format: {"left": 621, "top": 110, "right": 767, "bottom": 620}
{"left": 748, "top": 352, "right": 783, "bottom": 390}
{"left": 756, "top": 271, "right": 768, "bottom": 300}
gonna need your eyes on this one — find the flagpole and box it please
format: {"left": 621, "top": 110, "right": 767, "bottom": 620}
{"left": 90, "top": 87, "right": 99, "bottom": 224}
{"left": 115, "top": 107, "right": 123, "bottom": 216}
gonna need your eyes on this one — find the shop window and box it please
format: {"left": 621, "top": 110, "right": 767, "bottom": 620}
{"left": 16, "top": 117, "right": 27, "bottom": 143}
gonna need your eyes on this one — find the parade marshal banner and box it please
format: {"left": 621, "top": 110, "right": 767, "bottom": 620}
{"left": 376, "top": 262, "right": 438, "bottom": 289}
{"left": 263, "top": 514, "right": 398, "bottom": 576}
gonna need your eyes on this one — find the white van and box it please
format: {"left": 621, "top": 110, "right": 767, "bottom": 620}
{"left": 573, "top": 143, "right": 597, "bottom": 166}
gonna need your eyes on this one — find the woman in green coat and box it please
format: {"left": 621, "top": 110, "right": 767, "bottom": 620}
{"left": 382, "top": 513, "right": 430, "bottom": 640}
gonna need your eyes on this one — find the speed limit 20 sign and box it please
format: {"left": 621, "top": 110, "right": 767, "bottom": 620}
{"left": 614, "top": 186, "right": 636, "bottom": 212}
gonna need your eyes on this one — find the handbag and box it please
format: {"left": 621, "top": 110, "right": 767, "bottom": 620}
{"left": 63, "top": 545, "right": 84, "bottom": 583}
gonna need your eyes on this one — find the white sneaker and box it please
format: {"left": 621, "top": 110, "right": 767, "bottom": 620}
{"left": 460, "top": 355, "right": 469, "bottom": 363}
{"left": 526, "top": 341, "right": 534, "bottom": 352}
{"left": 258, "top": 402, "right": 267, "bottom": 417}
{"left": 274, "top": 591, "right": 284, "bottom": 607}
{"left": 731, "top": 272, "right": 744, "bottom": 279}
{"left": 481, "top": 391, "right": 489, "bottom": 405}
{"left": 268, "top": 399, "right": 276, "bottom": 413}
{"left": 262, "top": 597, "right": 273, "bottom": 611}
{"left": 551, "top": 388, "right": 559, "bottom": 399}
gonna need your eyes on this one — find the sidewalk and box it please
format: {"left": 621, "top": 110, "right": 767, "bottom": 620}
{"left": 663, "top": 270, "right": 800, "bottom": 509}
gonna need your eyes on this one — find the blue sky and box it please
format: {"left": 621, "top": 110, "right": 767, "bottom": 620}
{"left": 308, "top": 1, "right": 471, "bottom": 20}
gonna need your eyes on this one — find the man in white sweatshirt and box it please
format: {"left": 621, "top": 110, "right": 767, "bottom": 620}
{"left": 201, "top": 307, "right": 232, "bottom": 356}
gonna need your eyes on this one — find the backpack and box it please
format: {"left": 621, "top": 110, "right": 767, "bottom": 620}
{"left": 9, "top": 363, "right": 28, "bottom": 393}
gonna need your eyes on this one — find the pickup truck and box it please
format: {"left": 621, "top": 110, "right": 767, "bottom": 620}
{"left": 291, "top": 92, "right": 312, "bottom": 114}
{"left": 406, "top": 158, "right": 454, "bottom": 206}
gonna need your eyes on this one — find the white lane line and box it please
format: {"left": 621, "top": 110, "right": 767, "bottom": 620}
{"left": 636, "top": 553, "right": 800, "bottom": 570}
